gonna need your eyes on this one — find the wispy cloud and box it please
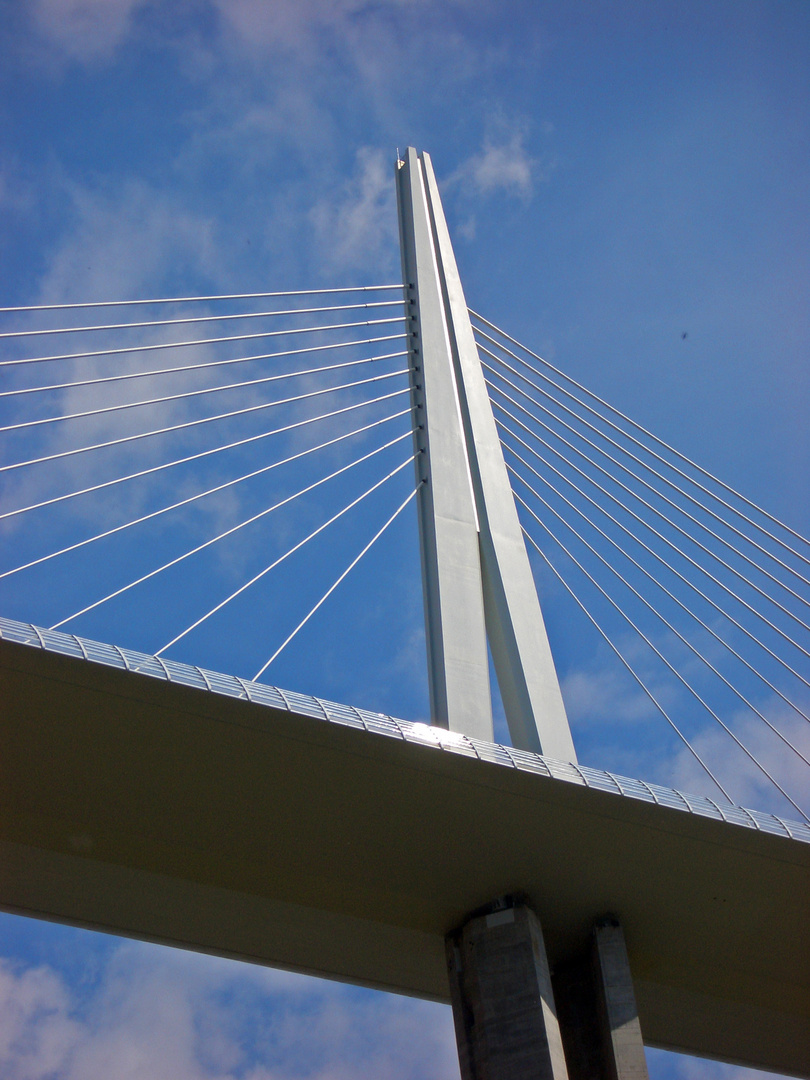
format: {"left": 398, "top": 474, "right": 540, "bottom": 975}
{"left": 29, "top": 0, "right": 150, "bottom": 62}
{"left": 0, "top": 961, "right": 82, "bottom": 1078}
{"left": 0, "top": 942, "right": 459, "bottom": 1080}
{"left": 27, "top": 0, "right": 472, "bottom": 71}
{"left": 663, "top": 699, "right": 810, "bottom": 819}
{"left": 0, "top": 180, "right": 224, "bottom": 536}
{"left": 34, "top": 181, "right": 219, "bottom": 307}
{"left": 562, "top": 662, "right": 662, "bottom": 728}
{"left": 210, "top": 0, "right": 391, "bottom": 53}
{"left": 449, "top": 122, "right": 541, "bottom": 201}
{"left": 309, "top": 147, "right": 399, "bottom": 277}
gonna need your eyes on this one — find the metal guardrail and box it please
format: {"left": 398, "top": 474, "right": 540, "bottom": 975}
{"left": 3, "top": 614, "right": 807, "bottom": 846}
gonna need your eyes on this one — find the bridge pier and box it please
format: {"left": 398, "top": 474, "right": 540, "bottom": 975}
{"left": 446, "top": 900, "right": 648, "bottom": 1080}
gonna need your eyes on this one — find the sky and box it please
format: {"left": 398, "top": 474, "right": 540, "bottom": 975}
{"left": 0, "top": 1, "right": 809, "bottom": 1078}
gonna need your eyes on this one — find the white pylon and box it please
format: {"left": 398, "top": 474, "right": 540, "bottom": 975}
{"left": 396, "top": 147, "right": 576, "bottom": 761}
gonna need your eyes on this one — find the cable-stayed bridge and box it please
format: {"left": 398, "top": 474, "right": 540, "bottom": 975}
{"left": 3, "top": 251, "right": 807, "bottom": 819}
{"left": 1, "top": 149, "right": 808, "bottom": 1079}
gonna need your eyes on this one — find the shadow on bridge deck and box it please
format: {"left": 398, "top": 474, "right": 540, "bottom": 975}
{"left": 0, "top": 618, "right": 808, "bottom": 1076}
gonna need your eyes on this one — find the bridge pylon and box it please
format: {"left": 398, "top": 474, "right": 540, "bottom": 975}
{"left": 397, "top": 148, "right": 648, "bottom": 1080}
{"left": 396, "top": 147, "right": 575, "bottom": 760}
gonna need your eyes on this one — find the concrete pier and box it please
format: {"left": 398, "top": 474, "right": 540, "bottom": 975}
{"left": 554, "top": 919, "right": 649, "bottom": 1080}
{"left": 447, "top": 903, "right": 648, "bottom": 1080}
{"left": 446, "top": 899, "right": 569, "bottom": 1080}
{"left": 592, "top": 919, "right": 649, "bottom": 1080}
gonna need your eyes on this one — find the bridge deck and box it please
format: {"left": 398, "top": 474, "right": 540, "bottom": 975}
{"left": 1, "top": 617, "right": 808, "bottom": 1076}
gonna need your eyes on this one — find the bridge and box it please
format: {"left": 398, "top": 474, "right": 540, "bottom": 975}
{"left": 1, "top": 149, "right": 808, "bottom": 1078}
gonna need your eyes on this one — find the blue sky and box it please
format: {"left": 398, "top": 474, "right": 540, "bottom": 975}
{"left": 0, "top": 1, "right": 808, "bottom": 1077}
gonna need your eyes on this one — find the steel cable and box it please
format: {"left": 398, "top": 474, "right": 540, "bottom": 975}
{"left": 472, "top": 310, "right": 810, "bottom": 563}
{"left": 155, "top": 457, "right": 416, "bottom": 657}
{"left": 252, "top": 483, "right": 420, "bottom": 680}
{"left": 500, "top": 429, "right": 810, "bottom": 725}
{"left": 0, "top": 285, "right": 405, "bottom": 314}
{"left": 1, "top": 372, "right": 410, "bottom": 473}
{"left": 0, "top": 300, "right": 404, "bottom": 340}
{"left": 493, "top": 402, "right": 810, "bottom": 697}
{"left": 506, "top": 455, "right": 810, "bottom": 769}
{"left": 486, "top": 381, "right": 810, "bottom": 662}
{"left": 481, "top": 347, "right": 810, "bottom": 605}
{"left": 0, "top": 316, "right": 407, "bottom": 369}
{"left": 0, "top": 339, "right": 406, "bottom": 398}
{"left": 51, "top": 445, "right": 414, "bottom": 633}
{"left": 0, "top": 353, "right": 408, "bottom": 433}
{"left": 0, "top": 393, "right": 409, "bottom": 522}
{"left": 1, "top": 410, "right": 412, "bottom": 579}
{"left": 518, "top": 524, "right": 732, "bottom": 801}
{"left": 515, "top": 492, "right": 806, "bottom": 820}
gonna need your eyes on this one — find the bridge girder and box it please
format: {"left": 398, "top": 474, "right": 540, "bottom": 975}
{"left": 1, "top": 626, "right": 808, "bottom": 1076}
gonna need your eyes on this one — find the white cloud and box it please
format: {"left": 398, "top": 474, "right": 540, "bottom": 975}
{"left": 211, "top": 0, "right": 373, "bottom": 51}
{"left": 0, "top": 181, "right": 226, "bottom": 541}
{"left": 208, "top": 0, "right": 459, "bottom": 56}
{"left": 450, "top": 125, "right": 539, "bottom": 201}
{"left": 0, "top": 962, "right": 82, "bottom": 1079}
{"left": 0, "top": 942, "right": 459, "bottom": 1080}
{"left": 0, "top": 940, "right": 795, "bottom": 1080}
{"left": 30, "top": 0, "right": 150, "bottom": 62}
{"left": 440, "top": 120, "right": 552, "bottom": 241}
{"left": 562, "top": 662, "right": 660, "bottom": 727}
{"left": 468, "top": 133, "right": 534, "bottom": 198}
{"left": 309, "top": 147, "right": 398, "bottom": 277}
{"left": 662, "top": 699, "right": 810, "bottom": 818}
{"left": 27, "top": 0, "right": 469, "bottom": 70}
{"left": 35, "top": 181, "right": 219, "bottom": 308}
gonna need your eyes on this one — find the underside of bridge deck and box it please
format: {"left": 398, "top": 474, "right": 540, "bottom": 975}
{"left": 1, "top": 624, "right": 808, "bottom": 1076}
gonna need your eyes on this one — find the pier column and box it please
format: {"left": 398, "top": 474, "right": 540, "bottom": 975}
{"left": 446, "top": 899, "right": 569, "bottom": 1080}
{"left": 592, "top": 919, "right": 649, "bottom": 1080}
{"left": 553, "top": 919, "right": 649, "bottom": 1080}
{"left": 447, "top": 904, "right": 648, "bottom": 1080}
